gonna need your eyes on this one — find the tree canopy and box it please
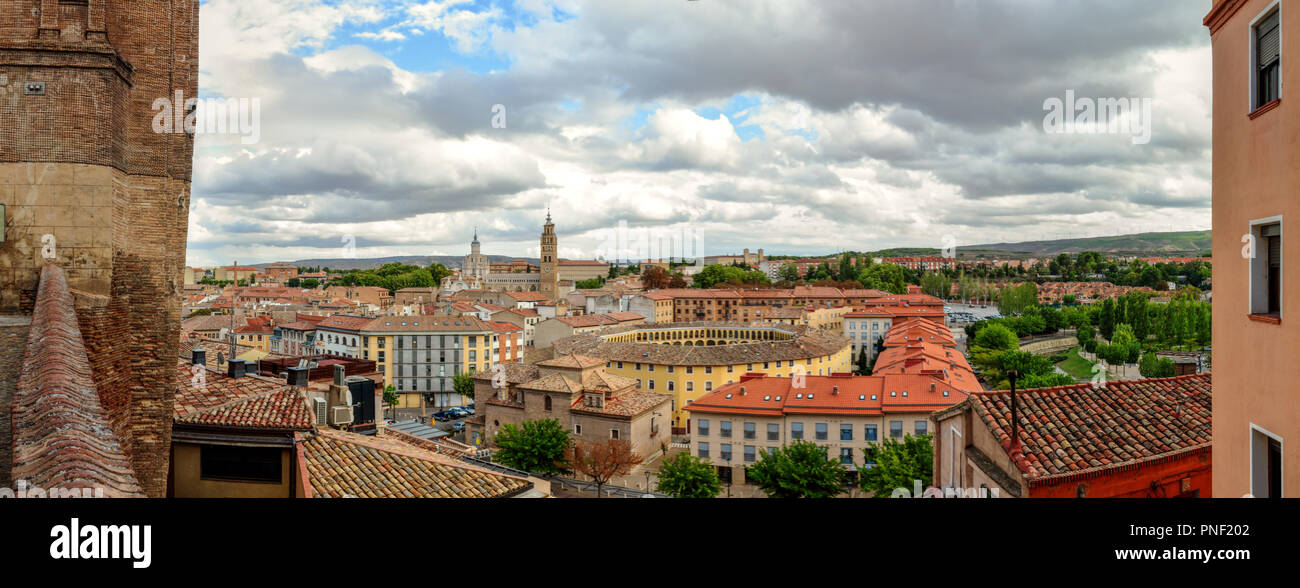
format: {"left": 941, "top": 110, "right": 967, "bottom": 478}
{"left": 655, "top": 452, "right": 722, "bottom": 498}
{"left": 746, "top": 440, "right": 848, "bottom": 498}
{"left": 492, "top": 419, "right": 571, "bottom": 475}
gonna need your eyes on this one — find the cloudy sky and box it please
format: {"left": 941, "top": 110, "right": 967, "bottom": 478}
{"left": 186, "top": 0, "right": 1213, "bottom": 267}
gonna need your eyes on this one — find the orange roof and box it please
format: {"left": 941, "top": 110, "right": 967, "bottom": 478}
{"left": 684, "top": 373, "right": 967, "bottom": 417}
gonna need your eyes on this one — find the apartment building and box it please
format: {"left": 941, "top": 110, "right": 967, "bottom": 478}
{"left": 685, "top": 373, "right": 968, "bottom": 484}
{"left": 844, "top": 306, "right": 948, "bottom": 366}
{"left": 628, "top": 292, "right": 676, "bottom": 323}
{"left": 356, "top": 315, "right": 502, "bottom": 416}
{"left": 1205, "top": 0, "right": 1296, "bottom": 497}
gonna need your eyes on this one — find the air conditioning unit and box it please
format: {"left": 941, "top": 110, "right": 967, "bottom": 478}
{"left": 313, "top": 398, "right": 328, "bottom": 426}
{"left": 331, "top": 406, "right": 354, "bottom": 426}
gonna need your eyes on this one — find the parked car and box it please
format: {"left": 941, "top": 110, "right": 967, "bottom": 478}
{"left": 452, "top": 422, "right": 466, "bottom": 433}
{"left": 449, "top": 408, "right": 470, "bottom": 419}
{"left": 432, "top": 410, "right": 452, "bottom": 422}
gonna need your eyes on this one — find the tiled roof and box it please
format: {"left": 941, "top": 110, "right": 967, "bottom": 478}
{"left": 363, "top": 314, "right": 491, "bottom": 332}
{"left": 968, "top": 374, "right": 1212, "bottom": 483}
{"left": 505, "top": 291, "right": 551, "bottom": 302}
{"left": 873, "top": 342, "right": 980, "bottom": 393}
{"left": 685, "top": 373, "right": 967, "bottom": 417}
{"left": 277, "top": 321, "right": 319, "bottom": 331}
{"left": 173, "top": 361, "right": 315, "bottom": 430}
{"left": 11, "top": 265, "right": 143, "bottom": 497}
{"left": 182, "top": 314, "right": 236, "bottom": 332}
{"left": 571, "top": 389, "right": 672, "bottom": 417}
{"left": 490, "top": 321, "right": 522, "bottom": 333}
{"left": 316, "top": 314, "right": 374, "bottom": 331}
{"left": 536, "top": 354, "right": 607, "bottom": 369}
{"left": 297, "top": 429, "right": 531, "bottom": 498}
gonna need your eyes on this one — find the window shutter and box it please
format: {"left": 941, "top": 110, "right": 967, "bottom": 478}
{"left": 1268, "top": 235, "right": 1282, "bottom": 268}
{"left": 1259, "top": 12, "right": 1281, "bottom": 67}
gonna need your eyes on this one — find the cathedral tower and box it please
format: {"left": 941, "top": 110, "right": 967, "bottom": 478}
{"left": 539, "top": 210, "right": 558, "bottom": 299}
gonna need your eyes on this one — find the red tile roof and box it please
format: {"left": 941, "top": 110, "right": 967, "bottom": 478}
{"left": 11, "top": 265, "right": 143, "bottom": 496}
{"left": 684, "top": 373, "right": 967, "bottom": 417}
{"left": 967, "top": 374, "right": 1212, "bottom": 484}
{"left": 297, "top": 429, "right": 531, "bottom": 498}
{"left": 173, "top": 361, "right": 315, "bottom": 431}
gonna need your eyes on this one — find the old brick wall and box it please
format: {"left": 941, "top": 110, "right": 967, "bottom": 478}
{"left": 1, "top": 1, "right": 198, "bottom": 496}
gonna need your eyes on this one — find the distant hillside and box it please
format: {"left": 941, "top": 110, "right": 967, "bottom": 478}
{"left": 251, "top": 255, "right": 538, "bottom": 272}
{"left": 960, "top": 230, "right": 1211, "bottom": 259}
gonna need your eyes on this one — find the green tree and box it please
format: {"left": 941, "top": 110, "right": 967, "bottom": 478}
{"left": 1099, "top": 298, "right": 1117, "bottom": 340}
{"left": 1076, "top": 324, "right": 1095, "bottom": 347}
{"left": 382, "top": 384, "right": 399, "bottom": 419}
{"left": 856, "top": 346, "right": 870, "bottom": 375}
{"left": 428, "top": 263, "right": 452, "bottom": 285}
{"left": 838, "top": 254, "right": 857, "bottom": 282}
{"left": 453, "top": 372, "right": 475, "bottom": 401}
{"left": 972, "top": 323, "right": 1018, "bottom": 353}
{"left": 492, "top": 419, "right": 572, "bottom": 474}
{"left": 655, "top": 452, "right": 722, "bottom": 498}
{"left": 693, "top": 264, "right": 771, "bottom": 289}
{"left": 857, "top": 264, "right": 907, "bottom": 294}
{"left": 859, "top": 434, "right": 933, "bottom": 497}
{"left": 746, "top": 440, "right": 848, "bottom": 498}
{"left": 1019, "top": 371, "right": 1075, "bottom": 388}
{"left": 777, "top": 263, "right": 802, "bottom": 283}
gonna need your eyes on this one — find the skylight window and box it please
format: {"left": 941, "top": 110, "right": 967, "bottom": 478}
{"left": 725, "top": 393, "right": 733, "bottom": 399}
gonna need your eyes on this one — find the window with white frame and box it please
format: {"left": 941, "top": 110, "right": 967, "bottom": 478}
{"left": 1251, "top": 220, "right": 1283, "bottom": 316}
{"left": 1254, "top": 6, "right": 1282, "bottom": 110}
{"left": 1252, "top": 426, "right": 1284, "bottom": 498}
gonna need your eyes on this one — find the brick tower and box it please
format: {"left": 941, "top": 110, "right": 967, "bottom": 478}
{"left": 538, "top": 209, "right": 558, "bottom": 300}
{"left": 0, "top": 1, "right": 199, "bottom": 496}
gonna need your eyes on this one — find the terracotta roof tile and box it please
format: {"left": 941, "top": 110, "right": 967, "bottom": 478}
{"left": 173, "top": 361, "right": 315, "bottom": 430}
{"left": 11, "top": 265, "right": 143, "bottom": 497}
{"left": 969, "top": 373, "right": 1212, "bottom": 482}
{"left": 298, "top": 429, "right": 531, "bottom": 498}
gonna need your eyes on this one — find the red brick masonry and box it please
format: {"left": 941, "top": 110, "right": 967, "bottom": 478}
{"left": 11, "top": 265, "right": 143, "bottom": 497}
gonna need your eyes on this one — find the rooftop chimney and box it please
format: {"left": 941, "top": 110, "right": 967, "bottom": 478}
{"left": 227, "top": 359, "right": 247, "bottom": 379}
{"left": 287, "top": 366, "right": 309, "bottom": 388}
{"left": 832, "top": 385, "right": 839, "bottom": 395}
{"left": 333, "top": 364, "right": 346, "bottom": 386}
{"left": 191, "top": 347, "right": 206, "bottom": 366}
